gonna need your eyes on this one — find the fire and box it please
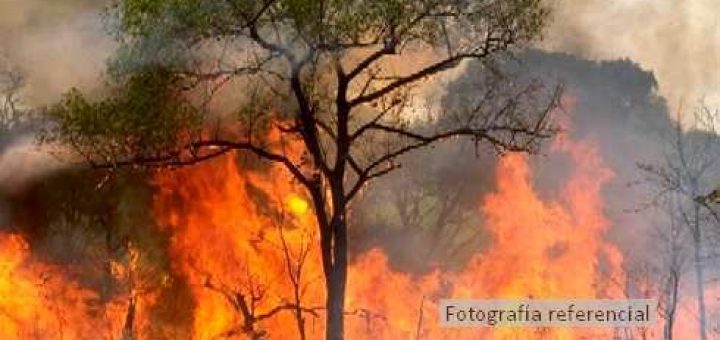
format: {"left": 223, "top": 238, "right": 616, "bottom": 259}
{"left": 463, "top": 137, "right": 624, "bottom": 301}
{"left": 342, "top": 136, "right": 629, "bottom": 339}
{"left": 147, "top": 129, "right": 632, "bottom": 338}
{"left": 0, "top": 125, "right": 647, "bottom": 338}
{"left": 0, "top": 233, "right": 41, "bottom": 338}
{"left": 0, "top": 232, "right": 131, "bottom": 339}
{"left": 287, "top": 194, "right": 310, "bottom": 217}
{"left": 152, "top": 154, "right": 325, "bottom": 339}
{"left": 450, "top": 137, "right": 627, "bottom": 339}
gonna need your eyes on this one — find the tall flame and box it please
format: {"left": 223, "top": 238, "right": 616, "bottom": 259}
{"left": 148, "top": 130, "right": 632, "bottom": 339}
{"left": 0, "top": 232, "right": 130, "bottom": 339}
{"left": 152, "top": 154, "right": 325, "bottom": 339}
{"left": 343, "top": 136, "right": 628, "bottom": 339}
{"left": 0, "top": 127, "right": 650, "bottom": 338}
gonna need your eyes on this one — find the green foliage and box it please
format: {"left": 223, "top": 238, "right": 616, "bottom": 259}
{"left": 46, "top": 0, "right": 551, "bottom": 167}
{"left": 112, "top": 0, "right": 548, "bottom": 55}
{"left": 117, "top": 0, "right": 230, "bottom": 36}
{"left": 46, "top": 68, "right": 202, "bottom": 164}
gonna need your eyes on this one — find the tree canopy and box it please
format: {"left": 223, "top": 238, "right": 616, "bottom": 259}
{"left": 44, "top": 1, "right": 557, "bottom": 339}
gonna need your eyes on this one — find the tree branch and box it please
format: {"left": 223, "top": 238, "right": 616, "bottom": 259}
{"left": 90, "top": 139, "right": 313, "bottom": 190}
{"left": 349, "top": 53, "right": 482, "bottom": 107}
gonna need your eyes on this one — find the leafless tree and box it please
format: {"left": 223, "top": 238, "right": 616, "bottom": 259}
{"left": 198, "top": 200, "right": 322, "bottom": 339}
{"left": 276, "top": 206, "right": 318, "bottom": 340}
{"left": 653, "top": 195, "right": 688, "bottom": 340}
{"left": 639, "top": 106, "right": 720, "bottom": 340}
{"left": 202, "top": 260, "right": 322, "bottom": 339}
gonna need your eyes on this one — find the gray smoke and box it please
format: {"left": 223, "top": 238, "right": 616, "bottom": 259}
{"left": 0, "top": 0, "right": 113, "bottom": 105}
{"left": 354, "top": 50, "right": 679, "bottom": 273}
{"left": 0, "top": 0, "right": 113, "bottom": 224}
{"left": 353, "top": 49, "right": 720, "bottom": 337}
{"left": 543, "top": 0, "right": 720, "bottom": 119}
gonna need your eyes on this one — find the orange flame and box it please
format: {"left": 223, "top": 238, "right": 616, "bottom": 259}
{"left": 0, "top": 125, "right": 656, "bottom": 338}
{"left": 147, "top": 129, "right": 633, "bottom": 339}
{"left": 152, "top": 153, "right": 325, "bottom": 339}
{"left": 343, "top": 136, "right": 628, "bottom": 339}
{"left": 0, "top": 232, "right": 130, "bottom": 339}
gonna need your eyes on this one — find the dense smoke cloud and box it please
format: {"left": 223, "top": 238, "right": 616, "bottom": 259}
{"left": 504, "top": 51, "right": 672, "bottom": 254}
{"left": 354, "top": 50, "right": 720, "bottom": 336}
{"left": 544, "top": 0, "right": 720, "bottom": 115}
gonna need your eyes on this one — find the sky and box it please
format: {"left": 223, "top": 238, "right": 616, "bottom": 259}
{"left": 545, "top": 0, "right": 720, "bottom": 115}
{"left": 0, "top": 0, "right": 718, "bottom": 115}
{"left": 0, "top": 0, "right": 113, "bottom": 105}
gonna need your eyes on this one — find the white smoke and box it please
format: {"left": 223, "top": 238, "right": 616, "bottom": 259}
{"left": 543, "top": 0, "right": 720, "bottom": 115}
{"left": 0, "top": 136, "right": 72, "bottom": 193}
{"left": 0, "top": 0, "right": 113, "bottom": 194}
{"left": 0, "top": 0, "right": 114, "bottom": 105}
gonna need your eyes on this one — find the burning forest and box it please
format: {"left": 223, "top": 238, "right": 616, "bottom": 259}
{"left": 1, "top": 0, "right": 720, "bottom": 339}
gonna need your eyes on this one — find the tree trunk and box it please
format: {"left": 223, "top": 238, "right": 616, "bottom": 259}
{"left": 692, "top": 205, "right": 707, "bottom": 340}
{"left": 324, "top": 216, "right": 348, "bottom": 340}
{"left": 693, "top": 241, "right": 707, "bottom": 340}
{"left": 663, "top": 270, "right": 678, "bottom": 340}
{"left": 325, "top": 267, "right": 347, "bottom": 340}
{"left": 122, "top": 294, "right": 136, "bottom": 340}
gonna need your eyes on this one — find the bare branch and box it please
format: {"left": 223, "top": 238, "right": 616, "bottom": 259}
{"left": 349, "top": 53, "right": 484, "bottom": 107}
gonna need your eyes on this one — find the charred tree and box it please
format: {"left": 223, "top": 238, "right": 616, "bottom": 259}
{"left": 44, "top": 1, "right": 559, "bottom": 339}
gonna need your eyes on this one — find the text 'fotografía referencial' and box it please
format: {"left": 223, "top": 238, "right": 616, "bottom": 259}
{"left": 439, "top": 299, "right": 655, "bottom": 327}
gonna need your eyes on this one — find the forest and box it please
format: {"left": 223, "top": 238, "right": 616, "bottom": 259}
{"left": 1, "top": 0, "right": 719, "bottom": 339}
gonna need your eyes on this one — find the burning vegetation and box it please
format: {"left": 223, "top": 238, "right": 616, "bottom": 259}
{"left": 1, "top": 123, "right": 648, "bottom": 338}
{"left": 1, "top": 1, "right": 720, "bottom": 340}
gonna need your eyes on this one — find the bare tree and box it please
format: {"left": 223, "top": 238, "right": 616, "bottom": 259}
{"left": 195, "top": 198, "right": 322, "bottom": 339}
{"left": 352, "top": 138, "right": 491, "bottom": 273}
{"left": 276, "top": 202, "right": 319, "bottom": 340}
{"left": 654, "top": 194, "right": 688, "bottom": 340}
{"left": 639, "top": 106, "right": 720, "bottom": 340}
{"left": 202, "top": 258, "right": 322, "bottom": 339}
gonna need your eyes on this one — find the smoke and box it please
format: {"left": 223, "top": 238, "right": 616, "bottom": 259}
{"left": 353, "top": 49, "right": 720, "bottom": 337}
{"left": 543, "top": 0, "right": 720, "bottom": 115}
{"left": 0, "top": 0, "right": 114, "bottom": 224}
{"left": 501, "top": 51, "right": 672, "bottom": 253}
{"left": 0, "top": 0, "right": 113, "bottom": 105}
{"left": 0, "top": 137, "right": 70, "bottom": 193}
{"left": 355, "top": 51, "right": 677, "bottom": 272}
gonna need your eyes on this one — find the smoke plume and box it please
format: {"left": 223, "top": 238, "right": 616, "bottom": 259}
{"left": 543, "top": 0, "right": 720, "bottom": 115}
{"left": 0, "top": 0, "right": 113, "bottom": 105}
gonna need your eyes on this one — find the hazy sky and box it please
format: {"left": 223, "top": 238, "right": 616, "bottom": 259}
{"left": 1, "top": 0, "right": 718, "bottom": 114}
{"left": 0, "top": 0, "right": 112, "bottom": 105}
{"left": 545, "top": 0, "right": 720, "bottom": 114}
